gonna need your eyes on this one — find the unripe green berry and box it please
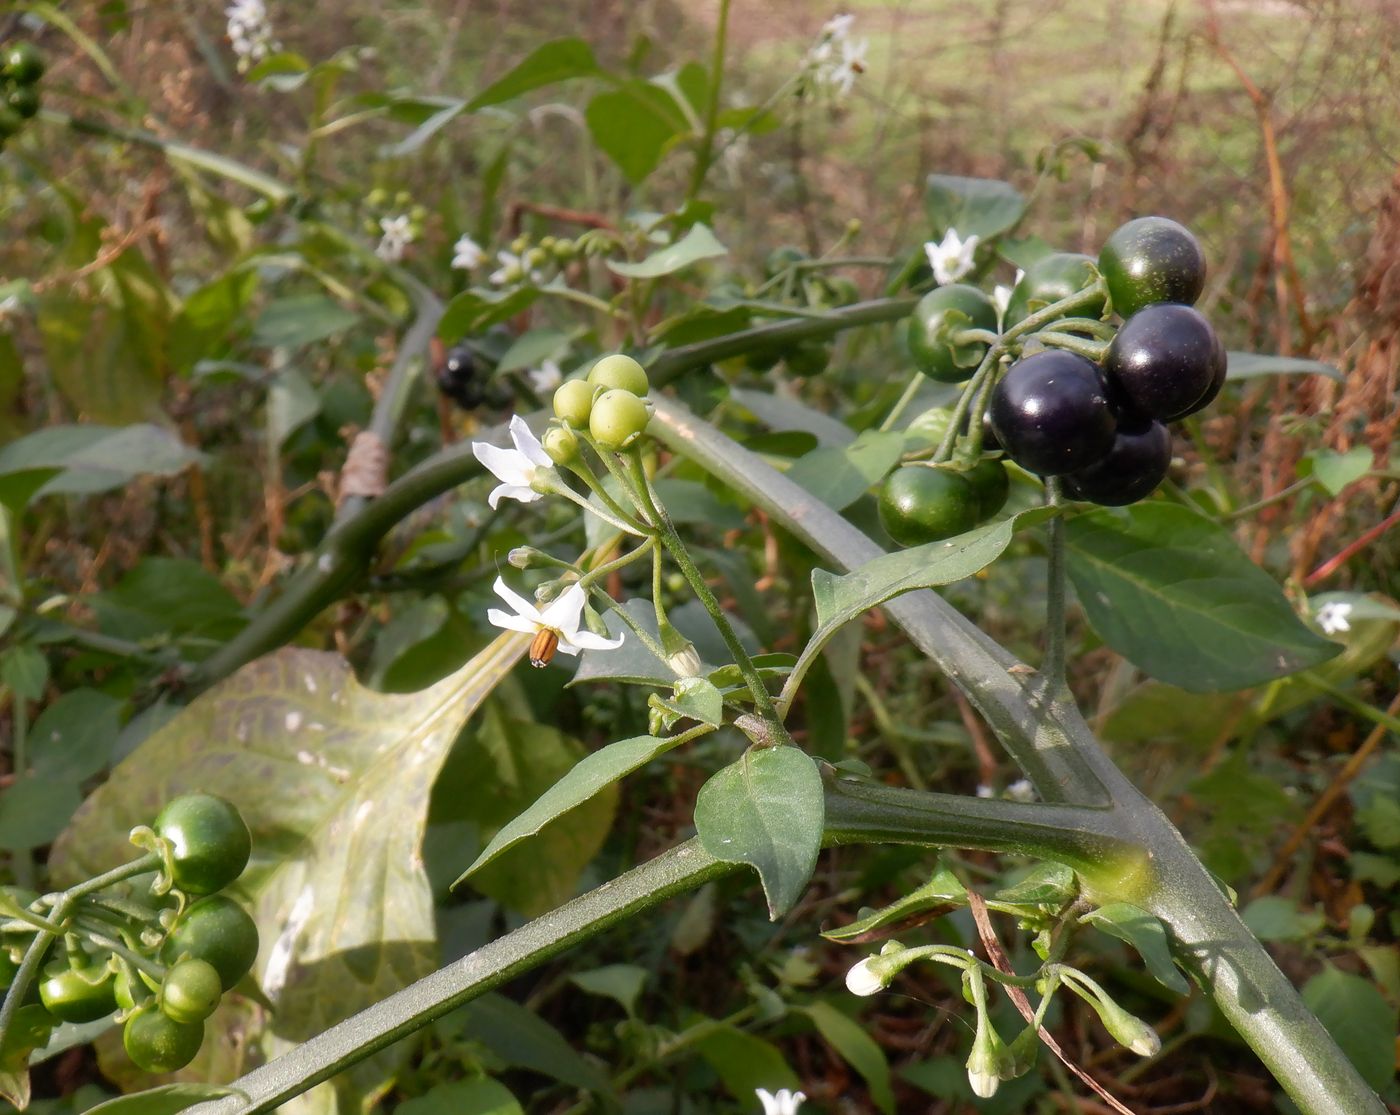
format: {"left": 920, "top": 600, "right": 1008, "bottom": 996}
{"left": 587, "top": 354, "right": 649, "bottom": 397}
{"left": 553, "top": 379, "right": 596, "bottom": 427}
{"left": 589, "top": 389, "right": 651, "bottom": 450}
{"left": 542, "top": 425, "right": 580, "bottom": 465}
{"left": 161, "top": 959, "right": 223, "bottom": 1024}
{"left": 509, "top": 235, "right": 529, "bottom": 255}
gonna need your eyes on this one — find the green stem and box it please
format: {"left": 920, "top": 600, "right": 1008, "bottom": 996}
{"left": 1043, "top": 480, "right": 1068, "bottom": 695}
{"left": 10, "top": 695, "right": 32, "bottom": 887}
{"left": 190, "top": 842, "right": 734, "bottom": 1115}
{"left": 686, "top": 0, "right": 731, "bottom": 199}
{"left": 1222, "top": 477, "right": 1316, "bottom": 523}
{"left": 1035, "top": 332, "right": 1109, "bottom": 361}
{"left": 577, "top": 538, "right": 657, "bottom": 590}
{"left": 877, "top": 370, "right": 925, "bottom": 433}
{"left": 624, "top": 453, "right": 787, "bottom": 735}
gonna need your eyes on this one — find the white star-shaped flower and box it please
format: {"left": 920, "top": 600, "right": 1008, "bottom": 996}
{"left": 488, "top": 250, "right": 546, "bottom": 287}
{"left": 924, "top": 229, "right": 980, "bottom": 285}
{"left": 823, "top": 13, "right": 855, "bottom": 39}
{"left": 755, "top": 1088, "right": 806, "bottom": 1115}
{"left": 527, "top": 359, "right": 563, "bottom": 394}
{"left": 451, "top": 234, "right": 484, "bottom": 270}
{"left": 827, "top": 37, "right": 868, "bottom": 96}
{"left": 471, "top": 415, "right": 556, "bottom": 509}
{"left": 487, "top": 578, "right": 623, "bottom": 661}
{"left": 376, "top": 215, "right": 414, "bottom": 262}
{"left": 1006, "top": 778, "right": 1035, "bottom": 802}
{"left": 1316, "top": 601, "right": 1353, "bottom": 636}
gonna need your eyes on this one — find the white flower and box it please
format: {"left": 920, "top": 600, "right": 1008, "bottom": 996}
{"left": 451, "top": 234, "right": 484, "bottom": 270}
{"left": 845, "top": 957, "right": 886, "bottom": 997}
{"left": 975, "top": 784, "right": 994, "bottom": 799}
{"left": 1316, "top": 601, "right": 1353, "bottom": 636}
{"left": 823, "top": 13, "right": 855, "bottom": 40}
{"left": 487, "top": 578, "right": 624, "bottom": 660}
{"left": 755, "top": 1088, "right": 806, "bottom": 1115}
{"left": 376, "top": 215, "right": 414, "bottom": 262}
{"left": 488, "top": 250, "right": 545, "bottom": 287}
{"left": 527, "top": 359, "right": 563, "bottom": 394}
{"left": 924, "top": 229, "right": 980, "bottom": 285}
{"left": 226, "top": 0, "right": 278, "bottom": 70}
{"left": 1006, "top": 778, "right": 1035, "bottom": 802}
{"left": 471, "top": 415, "right": 556, "bottom": 509}
{"left": 828, "top": 37, "right": 868, "bottom": 96}
{"left": 993, "top": 269, "right": 1024, "bottom": 320}
{"left": 968, "top": 1065, "right": 999, "bottom": 1099}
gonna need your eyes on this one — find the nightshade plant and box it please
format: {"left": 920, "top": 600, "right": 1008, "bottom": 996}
{"left": 0, "top": 8, "right": 1392, "bottom": 1115}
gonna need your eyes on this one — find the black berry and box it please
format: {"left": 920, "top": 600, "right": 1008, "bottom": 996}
{"left": 1063, "top": 417, "right": 1172, "bottom": 506}
{"left": 988, "top": 350, "right": 1117, "bottom": 477}
{"left": 1105, "top": 303, "right": 1218, "bottom": 422}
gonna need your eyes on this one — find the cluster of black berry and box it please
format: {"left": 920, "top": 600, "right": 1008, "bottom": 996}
{"left": 990, "top": 217, "right": 1226, "bottom": 505}
{"left": 0, "top": 42, "right": 44, "bottom": 150}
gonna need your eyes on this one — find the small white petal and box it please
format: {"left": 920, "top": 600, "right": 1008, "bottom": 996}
{"left": 488, "top": 483, "right": 543, "bottom": 509}
{"left": 564, "top": 629, "right": 626, "bottom": 653}
{"left": 539, "top": 583, "right": 588, "bottom": 635}
{"left": 845, "top": 957, "right": 886, "bottom": 996}
{"left": 508, "top": 414, "right": 553, "bottom": 470}
{"left": 968, "top": 1069, "right": 999, "bottom": 1099}
{"left": 473, "top": 439, "right": 535, "bottom": 487}
{"left": 755, "top": 1090, "right": 779, "bottom": 1115}
{"left": 492, "top": 577, "right": 544, "bottom": 624}
{"left": 486, "top": 609, "right": 539, "bottom": 635}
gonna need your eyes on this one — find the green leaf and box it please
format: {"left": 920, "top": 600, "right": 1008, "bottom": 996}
{"left": 802, "top": 1002, "right": 895, "bottom": 1115}
{"left": 1240, "top": 896, "right": 1325, "bottom": 941}
{"left": 607, "top": 223, "right": 728, "bottom": 279}
{"left": 994, "top": 861, "right": 1077, "bottom": 907}
{"left": 692, "top": 1024, "right": 801, "bottom": 1101}
{"left": 785, "top": 429, "right": 904, "bottom": 511}
{"left": 448, "top": 993, "right": 609, "bottom": 1093}
{"left": 30, "top": 689, "right": 123, "bottom": 783}
{"left": 251, "top": 295, "right": 359, "bottom": 348}
{"left": 438, "top": 288, "right": 541, "bottom": 346}
{"left": 694, "top": 746, "right": 824, "bottom": 919}
{"left": 1225, "top": 351, "right": 1342, "bottom": 383}
{"left": 170, "top": 269, "right": 259, "bottom": 373}
{"left": 794, "top": 508, "right": 1056, "bottom": 697}
{"left": 924, "top": 175, "right": 1026, "bottom": 240}
{"left": 397, "top": 1079, "right": 522, "bottom": 1115}
{"left": 730, "top": 387, "right": 855, "bottom": 448}
{"left": 0, "top": 424, "right": 202, "bottom": 507}
{"left": 672, "top": 676, "right": 724, "bottom": 726}
{"left": 0, "top": 776, "right": 83, "bottom": 850}
{"left": 381, "top": 98, "right": 469, "bottom": 158}
{"left": 587, "top": 81, "right": 689, "bottom": 185}
{"left": 1080, "top": 903, "right": 1189, "bottom": 994}
{"left": 84, "top": 1084, "right": 239, "bottom": 1114}
{"left": 569, "top": 964, "right": 649, "bottom": 1016}
{"left": 91, "top": 557, "right": 243, "bottom": 643}
{"left": 1301, "top": 965, "right": 1398, "bottom": 1092}
{"left": 495, "top": 329, "right": 569, "bottom": 375}
{"left": 0, "top": 1004, "right": 55, "bottom": 1109}
{"left": 1356, "top": 793, "right": 1400, "bottom": 851}
{"left": 50, "top": 635, "right": 527, "bottom": 1111}
{"left": 458, "top": 732, "right": 680, "bottom": 882}
{"left": 468, "top": 38, "right": 601, "bottom": 110}
{"left": 822, "top": 867, "right": 967, "bottom": 942}
{"left": 0, "top": 645, "right": 49, "bottom": 702}
{"left": 1301, "top": 447, "right": 1373, "bottom": 496}
{"left": 1064, "top": 504, "right": 1340, "bottom": 691}
{"left": 267, "top": 368, "right": 321, "bottom": 449}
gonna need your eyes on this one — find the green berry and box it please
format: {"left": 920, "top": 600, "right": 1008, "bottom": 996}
{"left": 589, "top": 389, "right": 650, "bottom": 450}
{"left": 3, "top": 43, "right": 45, "bottom": 86}
{"left": 907, "top": 284, "right": 998, "bottom": 382}
{"left": 552, "top": 379, "right": 596, "bottom": 427}
{"left": 123, "top": 1007, "right": 205, "bottom": 1074}
{"left": 542, "top": 425, "right": 580, "bottom": 466}
{"left": 879, "top": 466, "right": 981, "bottom": 546}
{"left": 161, "top": 959, "right": 223, "bottom": 1025}
{"left": 161, "top": 895, "right": 259, "bottom": 992}
{"left": 6, "top": 85, "right": 39, "bottom": 119}
{"left": 587, "top": 354, "right": 649, "bottom": 396}
{"left": 153, "top": 794, "right": 251, "bottom": 896}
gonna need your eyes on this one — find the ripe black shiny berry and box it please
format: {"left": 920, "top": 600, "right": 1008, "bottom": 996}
{"left": 1063, "top": 417, "right": 1172, "bottom": 506}
{"left": 1185, "top": 330, "right": 1229, "bottom": 417}
{"left": 436, "top": 343, "right": 485, "bottom": 409}
{"left": 988, "top": 350, "right": 1116, "bottom": 477}
{"left": 1099, "top": 216, "right": 1206, "bottom": 317}
{"left": 1105, "top": 303, "right": 1217, "bottom": 422}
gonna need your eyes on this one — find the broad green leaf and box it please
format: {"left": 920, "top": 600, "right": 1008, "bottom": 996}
{"left": 693, "top": 1024, "right": 801, "bottom": 1100}
{"left": 170, "top": 269, "right": 259, "bottom": 373}
{"left": 822, "top": 867, "right": 967, "bottom": 942}
{"left": 467, "top": 38, "right": 601, "bottom": 110}
{"left": 1101, "top": 681, "right": 1236, "bottom": 750}
{"left": 924, "top": 174, "right": 1026, "bottom": 240}
{"left": 674, "top": 676, "right": 724, "bottom": 725}
{"left": 0, "top": 424, "right": 202, "bottom": 507}
{"left": 91, "top": 556, "right": 243, "bottom": 643}
{"left": 29, "top": 689, "right": 123, "bottom": 783}
{"left": 1302, "top": 965, "right": 1398, "bottom": 1092}
{"left": 1225, "top": 351, "right": 1342, "bottom": 383}
{"left": 381, "top": 98, "right": 470, "bottom": 158}
{"left": 38, "top": 284, "right": 165, "bottom": 425}
{"left": 1080, "top": 902, "right": 1189, "bottom": 994}
{"left": 802, "top": 1002, "right": 895, "bottom": 1115}
{"left": 694, "top": 746, "right": 824, "bottom": 919}
{"left": 458, "top": 732, "right": 680, "bottom": 882}
{"left": 1301, "top": 447, "right": 1373, "bottom": 496}
{"left": 252, "top": 295, "right": 359, "bottom": 348}
{"left": 397, "top": 1079, "right": 522, "bottom": 1115}
{"left": 653, "top": 478, "right": 745, "bottom": 530}
{"left": 438, "top": 287, "right": 540, "bottom": 346}
{"left": 50, "top": 635, "right": 527, "bottom": 1113}
{"left": 446, "top": 993, "right": 609, "bottom": 1093}
{"left": 570, "top": 964, "right": 649, "bottom": 1016}
{"left": 495, "top": 329, "right": 569, "bottom": 375}
{"left": 794, "top": 508, "right": 1055, "bottom": 699}
{"left": 0, "top": 644, "right": 48, "bottom": 702}
{"left": 84, "top": 1084, "right": 239, "bottom": 1114}
{"left": 573, "top": 600, "right": 673, "bottom": 686}
{"left": 0, "top": 776, "right": 83, "bottom": 850}
{"left": 1064, "top": 504, "right": 1339, "bottom": 691}
{"left": 447, "top": 704, "right": 620, "bottom": 917}
{"left": 785, "top": 429, "right": 904, "bottom": 511}
{"left": 587, "top": 81, "right": 689, "bottom": 185}
{"left": 267, "top": 368, "right": 321, "bottom": 449}
{"left": 607, "top": 223, "right": 728, "bottom": 279}
{"left": 1240, "top": 896, "right": 1325, "bottom": 941}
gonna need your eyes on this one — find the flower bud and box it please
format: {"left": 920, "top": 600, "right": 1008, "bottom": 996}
{"left": 844, "top": 957, "right": 887, "bottom": 997}
{"left": 845, "top": 218, "right": 862, "bottom": 237}
{"left": 666, "top": 644, "right": 703, "bottom": 678}
{"left": 542, "top": 425, "right": 580, "bottom": 466}
{"left": 509, "top": 235, "right": 529, "bottom": 255}
{"left": 508, "top": 546, "right": 544, "bottom": 570}
{"left": 1063, "top": 970, "right": 1160, "bottom": 1058}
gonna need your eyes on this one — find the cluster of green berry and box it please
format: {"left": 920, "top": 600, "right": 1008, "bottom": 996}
{"left": 0, "top": 42, "right": 44, "bottom": 149}
{"left": 1, "top": 795, "right": 258, "bottom": 1075}
{"left": 880, "top": 217, "right": 1222, "bottom": 546}
{"left": 548, "top": 353, "right": 653, "bottom": 456}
